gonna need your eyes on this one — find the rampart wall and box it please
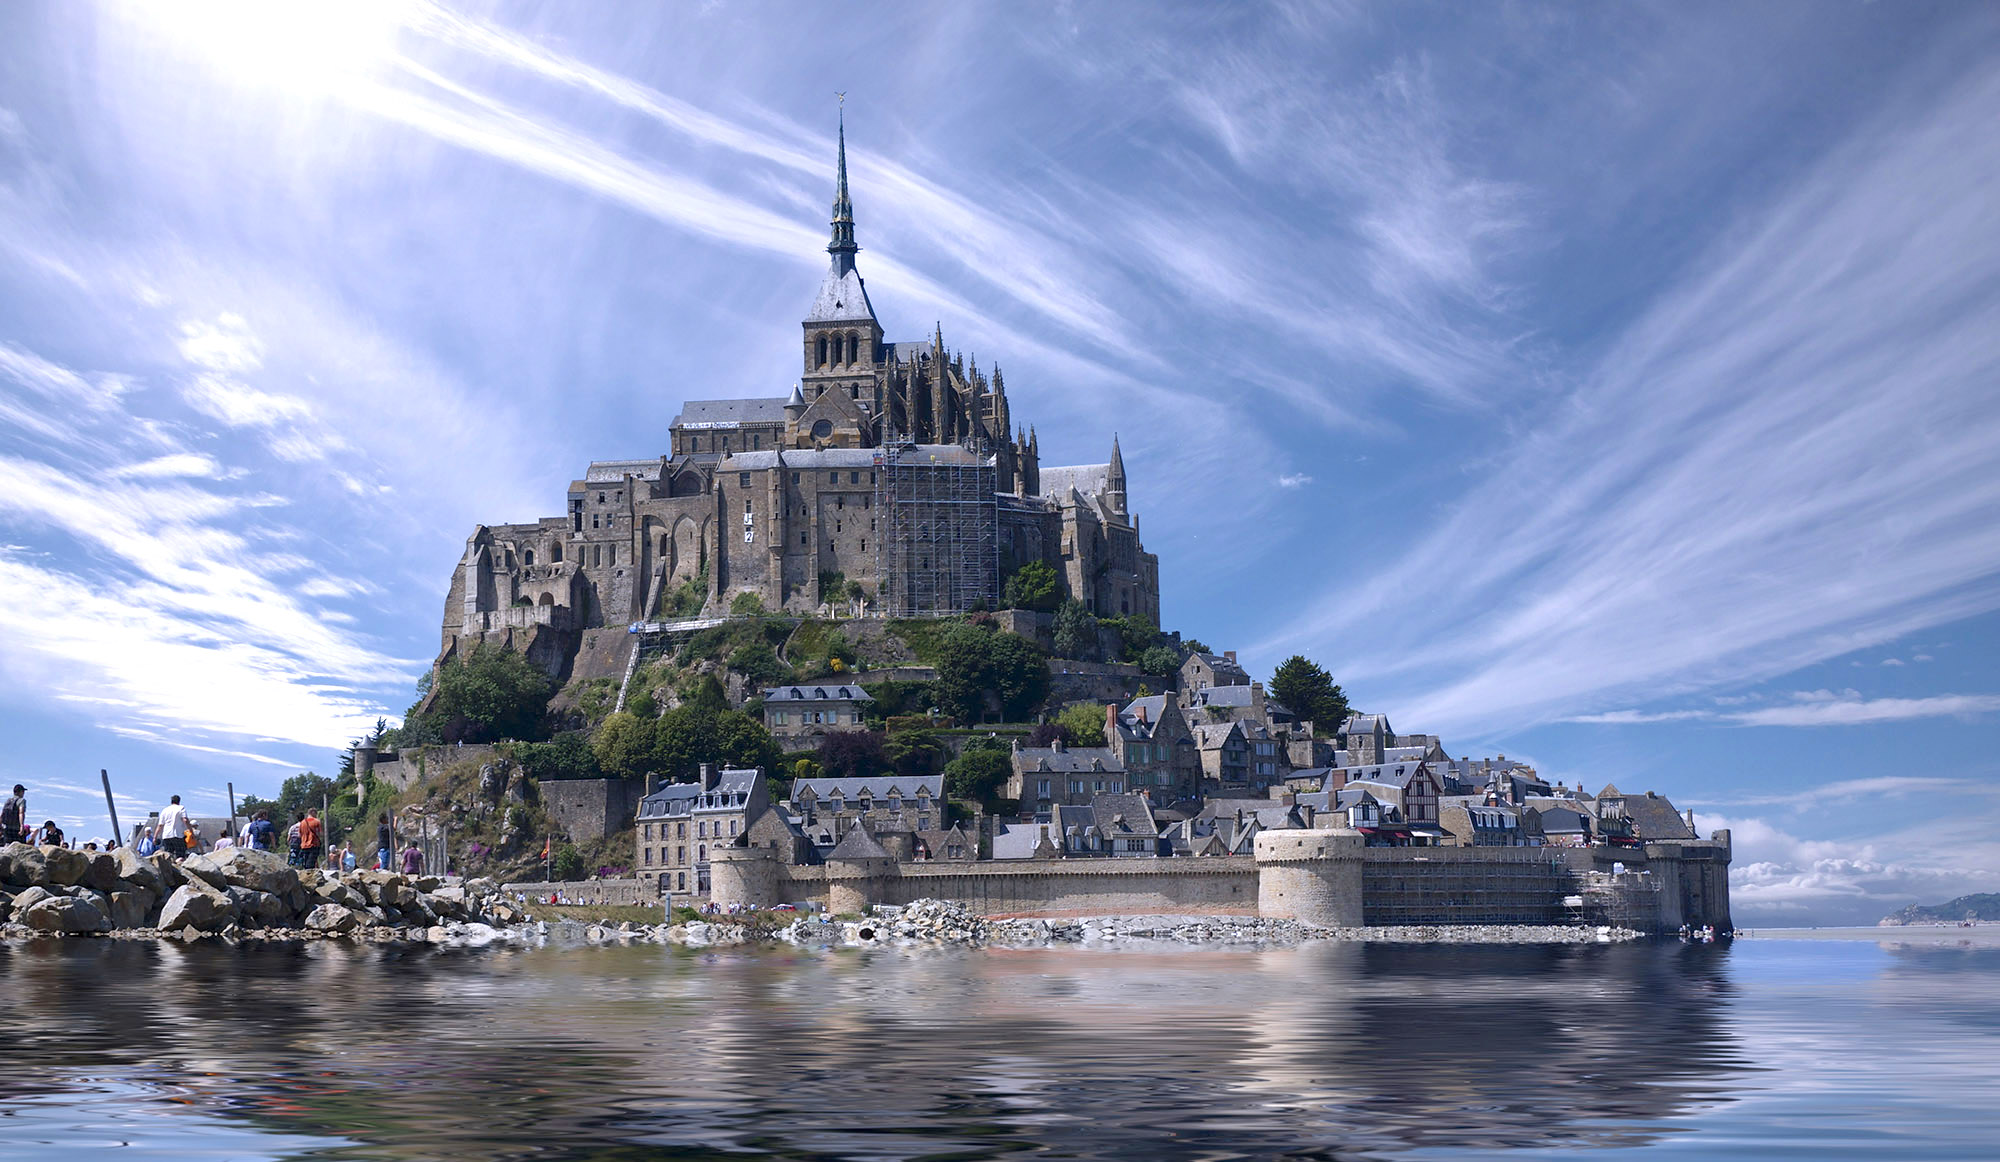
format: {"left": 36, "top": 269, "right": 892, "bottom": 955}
{"left": 539, "top": 777, "right": 643, "bottom": 841}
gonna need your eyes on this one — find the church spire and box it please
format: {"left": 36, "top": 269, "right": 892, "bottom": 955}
{"left": 827, "top": 104, "right": 857, "bottom": 274}
{"left": 1106, "top": 433, "right": 1128, "bottom": 519}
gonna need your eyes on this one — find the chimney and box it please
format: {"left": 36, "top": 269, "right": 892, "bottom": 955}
{"left": 1251, "top": 681, "right": 1266, "bottom": 719}
{"left": 1224, "top": 650, "right": 1236, "bottom": 663}
{"left": 1137, "top": 702, "right": 1149, "bottom": 725}
{"left": 1280, "top": 791, "right": 1296, "bottom": 806}
{"left": 1105, "top": 702, "right": 1119, "bottom": 743}
{"left": 1301, "top": 804, "right": 1315, "bottom": 829}
{"left": 700, "top": 762, "right": 716, "bottom": 790}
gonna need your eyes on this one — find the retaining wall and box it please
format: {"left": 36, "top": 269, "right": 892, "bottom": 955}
{"left": 500, "top": 876, "right": 660, "bottom": 906}
{"left": 540, "top": 777, "right": 643, "bottom": 840}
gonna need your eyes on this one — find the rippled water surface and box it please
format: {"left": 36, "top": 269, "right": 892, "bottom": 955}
{"left": 2, "top": 932, "right": 1997, "bottom": 1160}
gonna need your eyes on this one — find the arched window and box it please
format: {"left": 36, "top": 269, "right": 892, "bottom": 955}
{"left": 551, "top": 543, "right": 563, "bottom": 563}
{"left": 659, "top": 533, "right": 670, "bottom": 557}
{"left": 817, "top": 335, "right": 828, "bottom": 366}
{"left": 523, "top": 549, "right": 535, "bottom": 567}
{"left": 846, "top": 332, "right": 859, "bottom": 364}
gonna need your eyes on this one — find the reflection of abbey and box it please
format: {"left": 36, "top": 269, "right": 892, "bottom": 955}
{"left": 441, "top": 117, "right": 1157, "bottom": 660}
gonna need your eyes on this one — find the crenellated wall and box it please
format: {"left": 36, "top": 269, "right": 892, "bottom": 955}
{"left": 709, "top": 828, "right": 1732, "bottom": 932}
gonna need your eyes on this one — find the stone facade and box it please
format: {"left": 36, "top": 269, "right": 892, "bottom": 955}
{"left": 436, "top": 117, "right": 1159, "bottom": 678}
{"left": 633, "top": 765, "right": 767, "bottom": 897}
{"left": 762, "top": 683, "right": 874, "bottom": 747}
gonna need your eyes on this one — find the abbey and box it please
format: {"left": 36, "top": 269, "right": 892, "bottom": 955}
{"left": 440, "top": 118, "right": 1158, "bottom": 666}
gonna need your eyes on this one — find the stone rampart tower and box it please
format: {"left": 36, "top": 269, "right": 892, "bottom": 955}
{"left": 1253, "top": 828, "right": 1365, "bottom": 928}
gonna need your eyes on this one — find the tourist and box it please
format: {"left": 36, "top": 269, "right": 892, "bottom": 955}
{"left": 213, "top": 830, "right": 235, "bottom": 851}
{"left": 285, "top": 818, "right": 303, "bottom": 867}
{"left": 0, "top": 784, "right": 26, "bottom": 844}
{"left": 376, "top": 813, "right": 392, "bottom": 871}
{"left": 246, "top": 809, "right": 276, "bottom": 852}
{"left": 36, "top": 820, "right": 65, "bottom": 847}
{"left": 156, "top": 795, "right": 191, "bottom": 861}
{"left": 339, "top": 842, "right": 357, "bottom": 872}
{"left": 401, "top": 842, "right": 424, "bottom": 876}
{"left": 298, "top": 809, "right": 324, "bottom": 870}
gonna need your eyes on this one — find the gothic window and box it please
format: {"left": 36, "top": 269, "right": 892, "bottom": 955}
{"left": 850, "top": 385, "right": 859, "bottom": 399}
{"left": 817, "top": 335, "right": 828, "bottom": 366}
{"left": 523, "top": 550, "right": 535, "bottom": 567}
{"left": 552, "top": 543, "right": 563, "bottom": 563}
{"left": 811, "top": 419, "right": 833, "bottom": 440}
{"left": 592, "top": 546, "right": 601, "bottom": 567}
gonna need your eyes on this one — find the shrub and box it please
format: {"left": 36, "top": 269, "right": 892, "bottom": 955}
{"left": 933, "top": 621, "right": 1048, "bottom": 724}
{"left": 1051, "top": 599, "right": 1098, "bottom": 661}
{"left": 1002, "top": 560, "right": 1060, "bottom": 612}
{"left": 1055, "top": 702, "right": 1108, "bottom": 748}
{"left": 729, "top": 591, "right": 767, "bottom": 617}
{"left": 944, "top": 747, "right": 1012, "bottom": 805}
{"left": 404, "top": 643, "right": 555, "bottom": 745}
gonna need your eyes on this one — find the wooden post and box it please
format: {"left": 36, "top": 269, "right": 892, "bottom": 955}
{"left": 100, "top": 770, "right": 122, "bottom": 848}
{"left": 226, "top": 781, "right": 239, "bottom": 841}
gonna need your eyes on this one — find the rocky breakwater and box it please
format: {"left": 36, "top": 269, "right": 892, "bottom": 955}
{"left": 0, "top": 843, "right": 532, "bottom": 943}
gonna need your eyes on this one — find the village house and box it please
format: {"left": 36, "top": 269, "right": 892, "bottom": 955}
{"left": 1007, "top": 739, "right": 1126, "bottom": 816}
{"left": 1439, "top": 797, "right": 1527, "bottom": 846}
{"left": 1050, "top": 792, "right": 1159, "bottom": 857}
{"left": 913, "top": 823, "right": 977, "bottom": 861}
{"left": 788, "top": 774, "right": 943, "bottom": 846}
{"left": 634, "top": 764, "right": 768, "bottom": 896}
{"left": 1177, "top": 651, "right": 1249, "bottom": 705}
{"left": 763, "top": 683, "right": 874, "bottom": 747}
{"left": 1106, "top": 696, "right": 1201, "bottom": 803}
{"left": 1192, "top": 721, "right": 1250, "bottom": 789}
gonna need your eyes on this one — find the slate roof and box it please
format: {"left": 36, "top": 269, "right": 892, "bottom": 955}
{"left": 1341, "top": 713, "right": 1393, "bottom": 736}
{"left": 1037, "top": 464, "right": 1110, "bottom": 505}
{"left": 1118, "top": 695, "right": 1173, "bottom": 739}
{"left": 1620, "top": 791, "right": 1696, "bottom": 841}
{"left": 807, "top": 265, "right": 877, "bottom": 323}
{"left": 1014, "top": 746, "right": 1123, "bottom": 773}
{"left": 1090, "top": 792, "right": 1158, "bottom": 839}
{"left": 636, "top": 768, "right": 762, "bottom": 817}
{"left": 790, "top": 774, "right": 942, "bottom": 802}
{"left": 1189, "top": 653, "right": 1251, "bottom": 684}
{"left": 1191, "top": 685, "right": 1276, "bottom": 711}
{"left": 763, "top": 684, "right": 874, "bottom": 703}
{"left": 672, "top": 397, "right": 789, "bottom": 429}
{"left": 825, "top": 825, "right": 892, "bottom": 861}
{"left": 989, "top": 822, "right": 1044, "bottom": 860}
{"left": 1192, "top": 723, "right": 1244, "bottom": 749}
{"left": 585, "top": 459, "right": 664, "bottom": 484}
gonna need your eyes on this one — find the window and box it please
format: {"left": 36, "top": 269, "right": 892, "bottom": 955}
{"left": 752, "top": 435, "right": 761, "bottom": 450}
{"left": 801, "top": 533, "right": 807, "bottom": 546}
{"left": 860, "top": 539, "right": 865, "bottom": 551}
{"left": 677, "top": 871, "right": 686, "bottom": 890}
{"left": 740, "top": 473, "right": 751, "bottom": 488}
{"left": 643, "top": 847, "right": 652, "bottom": 863}
{"left": 592, "top": 545, "right": 601, "bottom": 566}
{"left": 888, "top": 797, "right": 902, "bottom": 811}
{"left": 745, "top": 498, "right": 753, "bottom": 512}
{"left": 698, "top": 822, "right": 707, "bottom": 838}
{"left": 773, "top": 710, "right": 787, "bottom": 725}
{"left": 863, "top": 496, "right": 871, "bottom": 509}
{"left": 920, "top": 817, "right": 932, "bottom": 830}
{"left": 597, "top": 492, "right": 605, "bottom": 503}
{"left": 792, "top": 471, "right": 800, "bottom": 484}
{"left": 1038, "top": 780, "right": 1050, "bottom": 797}
{"left": 677, "top": 822, "right": 686, "bottom": 839}
{"left": 591, "top": 513, "right": 599, "bottom": 529}
{"left": 698, "top": 844, "right": 706, "bottom": 862}
{"left": 850, "top": 471, "right": 860, "bottom": 484}
{"left": 829, "top": 472, "right": 838, "bottom": 484}
{"left": 729, "top": 820, "right": 738, "bottom": 836}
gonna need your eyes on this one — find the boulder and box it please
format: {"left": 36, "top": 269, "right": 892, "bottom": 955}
{"left": 226, "top": 888, "right": 289, "bottom": 926}
{"left": 108, "top": 889, "right": 156, "bottom": 929}
{"left": 41, "top": 846, "right": 90, "bottom": 886}
{"left": 25, "top": 894, "right": 111, "bottom": 934}
{"left": 414, "top": 875, "right": 442, "bottom": 892}
{"left": 0, "top": 843, "right": 45, "bottom": 888}
{"left": 303, "top": 903, "right": 359, "bottom": 934}
{"left": 112, "top": 848, "right": 167, "bottom": 895}
{"left": 158, "top": 883, "right": 234, "bottom": 932}
{"left": 11, "top": 885, "right": 55, "bottom": 914}
{"left": 78, "top": 852, "right": 121, "bottom": 892}
{"left": 425, "top": 888, "right": 468, "bottom": 921}
{"left": 182, "top": 848, "right": 300, "bottom": 896}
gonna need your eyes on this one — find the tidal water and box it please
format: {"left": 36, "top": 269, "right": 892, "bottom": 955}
{"left": 1, "top": 931, "right": 1996, "bottom": 1160}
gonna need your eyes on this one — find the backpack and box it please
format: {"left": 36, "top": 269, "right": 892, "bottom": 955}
{"left": 0, "top": 798, "right": 20, "bottom": 832}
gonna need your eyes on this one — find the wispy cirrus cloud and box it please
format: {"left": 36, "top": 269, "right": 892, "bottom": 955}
{"left": 1567, "top": 691, "right": 2000, "bottom": 729}
{"left": 1283, "top": 64, "right": 2000, "bottom": 734}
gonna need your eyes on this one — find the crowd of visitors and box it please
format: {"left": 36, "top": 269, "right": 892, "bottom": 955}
{"left": 4, "top": 781, "right": 448, "bottom": 880}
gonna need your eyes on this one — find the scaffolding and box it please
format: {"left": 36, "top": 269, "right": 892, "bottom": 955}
{"left": 874, "top": 443, "right": 999, "bottom": 616}
{"left": 1361, "top": 849, "right": 1573, "bottom": 926}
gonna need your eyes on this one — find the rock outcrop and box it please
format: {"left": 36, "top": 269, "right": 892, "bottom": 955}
{"left": 0, "top": 842, "right": 523, "bottom": 943}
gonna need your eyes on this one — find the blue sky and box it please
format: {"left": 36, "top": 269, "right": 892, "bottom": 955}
{"left": 2, "top": 1, "right": 1996, "bottom": 925}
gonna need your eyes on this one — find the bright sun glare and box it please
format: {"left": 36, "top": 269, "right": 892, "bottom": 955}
{"left": 135, "top": 0, "right": 413, "bottom": 93}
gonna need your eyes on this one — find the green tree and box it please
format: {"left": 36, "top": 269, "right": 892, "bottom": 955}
{"left": 551, "top": 843, "right": 586, "bottom": 881}
{"left": 884, "top": 725, "right": 950, "bottom": 776}
{"left": 1051, "top": 598, "right": 1099, "bottom": 661}
{"left": 590, "top": 712, "right": 656, "bottom": 781}
{"left": 944, "top": 746, "right": 1013, "bottom": 805}
{"left": 650, "top": 704, "right": 782, "bottom": 782}
{"left": 1269, "top": 655, "right": 1350, "bottom": 735}
{"left": 1055, "top": 702, "right": 1109, "bottom": 748}
{"left": 513, "top": 731, "right": 603, "bottom": 781}
{"left": 728, "top": 639, "right": 792, "bottom": 687}
{"left": 1139, "top": 644, "right": 1180, "bottom": 676}
{"left": 678, "top": 673, "right": 731, "bottom": 714}
{"left": 1002, "top": 560, "right": 1061, "bottom": 612}
{"left": 409, "top": 644, "right": 555, "bottom": 744}
{"left": 933, "top": 621, "right": 1048, "bottom": 724}
{"left": 729, "top": 590, "right": 767, "bottom": 617}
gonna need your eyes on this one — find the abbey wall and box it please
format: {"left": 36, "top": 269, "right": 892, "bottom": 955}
{"left": 437, "top": 117, "right": 1157, "bottom": 678}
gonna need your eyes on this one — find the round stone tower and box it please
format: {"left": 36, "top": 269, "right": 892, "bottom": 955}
{"left": 823, "top": 853, "right": 894, "bottom": 916}
{"left": 1254, "top": 828, "right": 1365, "bottom": 928}
{"left": 707, "top": 841, "right": 780, "bottom": 912}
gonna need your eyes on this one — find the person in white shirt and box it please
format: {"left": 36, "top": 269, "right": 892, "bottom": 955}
{"left": 156, "top": 795, "right": 191, "bottom": 860}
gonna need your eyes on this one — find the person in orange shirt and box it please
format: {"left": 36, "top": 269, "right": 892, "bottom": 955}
{"left": 298, "top": 808, "right": 325, "bottom": 870}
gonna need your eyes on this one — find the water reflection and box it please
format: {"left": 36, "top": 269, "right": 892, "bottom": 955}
{"left": 0, "top": 938, "right": 1757, "bottom": 1160}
